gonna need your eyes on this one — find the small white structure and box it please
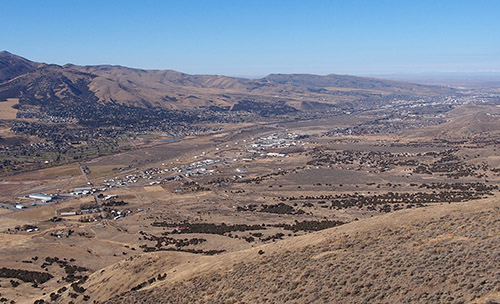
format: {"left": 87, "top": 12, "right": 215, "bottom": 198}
{"left": 60, "top": 211, "right": 77, "bottom": 216}
{"left": 266, "top": 152, "right": 286, "bottom": 157}
{"left": 71, "top": 187, "right": 92, "bottom": 195}
{"left": 15, "top": 204, "right": 26, "bottom": 209}
{"left": 29, "top": 193, "right": 53, "bottom": 202}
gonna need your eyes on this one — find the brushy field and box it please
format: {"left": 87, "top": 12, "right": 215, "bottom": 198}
{"left": 105, "top": 198, "right": 500, "bottom": 304}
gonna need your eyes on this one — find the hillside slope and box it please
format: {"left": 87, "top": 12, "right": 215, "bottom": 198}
{"left": 39, "top": 197, "right": 500, "bottom": 304}
{"left": 263, "top": 73, "right": 448, "bottom": 94}
{"left": 105, "top": 197, "right": 500, "bottom": 304}
{"left": 0, "top": 51, "right": 40, "bottom": 83}
{"left": 0, "top": 51, "right": 456, "bottom": 111}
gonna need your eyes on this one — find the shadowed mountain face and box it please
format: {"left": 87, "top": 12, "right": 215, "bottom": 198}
{"left": 0, "top": 51, "right": 455, "bottom": 112}
{"left": 0, "top": 53, "right": 97, "bottom": 105}
{"left": 0, "top": 51, "right": 39, "bottom": 83}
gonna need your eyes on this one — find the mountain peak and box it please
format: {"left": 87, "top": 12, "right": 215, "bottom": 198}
{"left": 0, "top": 51, "right": 38, "bottom": 83}
{"left": 0, "top": 50, "right": 30, "bottom": 61}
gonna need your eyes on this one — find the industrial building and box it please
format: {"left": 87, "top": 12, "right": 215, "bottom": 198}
{"left": 29, "top": 193, "right": 54, "bottom": 202}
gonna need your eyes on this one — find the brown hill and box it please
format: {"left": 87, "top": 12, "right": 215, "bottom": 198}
{"left": 0, "top": 52, "right": 456, "bottom": 111}
{"left": 403, "top": 104, "right": 500, "bottom": 140}
{"left": 39, "top": 197, "right": 500, "bottom": 304}
{"left": 264, "top": 73, "right": 449, "bottom": 95}
{"left": 0, "top": 51, "right": 39, "bottom": 83}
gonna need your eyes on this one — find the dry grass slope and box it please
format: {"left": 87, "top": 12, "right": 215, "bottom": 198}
{"left": 0, "top": 98, "right": 19, "bottom": 119}
{"left": 99, "top": 198, "right": 500, "bottom": 304}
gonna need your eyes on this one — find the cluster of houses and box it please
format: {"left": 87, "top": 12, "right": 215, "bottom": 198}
{"left": 89, "top": 132, "right": 306, "bottom": 191}
{"left": 110, "top": 209, "right": 132, "bottom": 220}
{"left": 248, "top": 133, "right": 301, "bottom": 151}
{"left": 5, "top": 132, "right": 309, "bottom": 213}
{"left": 6, "top": 132, "right": 308, "bottom": 212}
{"left": 98, "top": 158, "right": 221, "bottom": 190}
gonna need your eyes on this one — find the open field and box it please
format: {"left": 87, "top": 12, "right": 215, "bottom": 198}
{"left": 0, "top": 98, "right": 19, "bottom": 119}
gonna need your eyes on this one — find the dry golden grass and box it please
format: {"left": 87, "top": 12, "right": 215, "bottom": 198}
{"left": 86, "top": 165, "right": 125, "bottom": 178}
{"left": 95, "top": 197, "right": 500, "bottom": 304}
{"left": 0, "top": 98, "right": 19, "bottom": 119}
{"left": 5, "top": 163, "right": 82, "bottom": 180}
{"left": 6, "top": 204, "right": 58, "bottom": 222}
{"left": 143, "top": 185, "right": 167, "bottom": 193}
{"left": 41, "top": 164, "right": 81, "bottom": 178}
{"left": 0, "top": 216, "right": 27, "bottom": 232}
{"left": 0, "top": 208, "right": 11, "bottom": 215}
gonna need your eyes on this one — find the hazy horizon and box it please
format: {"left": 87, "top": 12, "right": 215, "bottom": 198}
{"left": 4, "top": 49, "right": 500, "bottom": 85}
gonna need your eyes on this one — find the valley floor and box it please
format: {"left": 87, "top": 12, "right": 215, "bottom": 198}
{"left": 0, "top": 104, "right": 498, "bottom": 304}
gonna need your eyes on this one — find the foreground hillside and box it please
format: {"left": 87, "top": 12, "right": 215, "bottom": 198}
{"left": 104, "top": 198, "right": 500, "bottom": 304}
{"left": 35, "top": 197, "right": 498, "bottom": 304}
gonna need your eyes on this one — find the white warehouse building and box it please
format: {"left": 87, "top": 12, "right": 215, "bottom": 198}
{"left": 29, "top": 193, "right": 54, "bottom": 202}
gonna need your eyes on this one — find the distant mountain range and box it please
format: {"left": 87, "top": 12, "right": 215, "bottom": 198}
{"left": 373, "top": 72, "right": 500, "bottom": 87}
{"left": 0, "top": 51, "right": 455, "bottom": 112}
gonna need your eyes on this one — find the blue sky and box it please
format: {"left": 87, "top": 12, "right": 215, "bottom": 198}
{"left": 1, "top": 0, "right": 499, "bottom": 76}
